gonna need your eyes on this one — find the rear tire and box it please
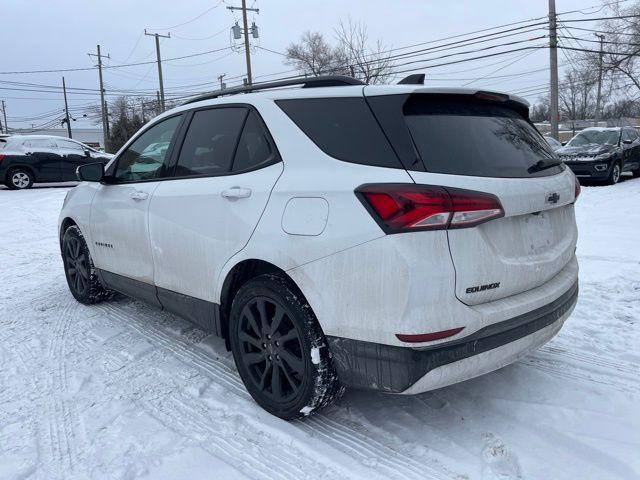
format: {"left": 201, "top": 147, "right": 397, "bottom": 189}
{"left": 61, "top": 225, "right": 113, "bottom": 304}
{"left": 605, "top": 162, "right": 621, "bottom": 185}
{"left": 6, "top": 168, "right": 34, "bottom": 189}
{"left": 229, "top": 274, "right": 344, "bottom": 420}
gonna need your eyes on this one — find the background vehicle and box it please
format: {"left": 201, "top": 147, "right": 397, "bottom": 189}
{"left": 544, "top": 135, "right": 563, "bottom": 151}
{"left": 59, "top": 76, "right": 579, "bottom": 420}
{"left": 0, "top": 135, "right": 112, "bottom": 189}
{"left": 557, "top": 127, "right": 640, "bottom": 184}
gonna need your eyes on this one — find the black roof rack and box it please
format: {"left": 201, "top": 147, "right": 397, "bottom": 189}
{"left": 182, "top": 75, "right": 365, "bottom": 105}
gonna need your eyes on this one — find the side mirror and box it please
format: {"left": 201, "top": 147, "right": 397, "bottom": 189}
{"left": 83, "top": 149, "right": 91, "bottom": 157}
{"left": 76, "top": 162, "right": 104, "bottom": 182}
{"left": 623, "top": 139, "right": 633, "bottom": 145}
{"left": 561, "top": 141, "right": 567, "bottom": 146}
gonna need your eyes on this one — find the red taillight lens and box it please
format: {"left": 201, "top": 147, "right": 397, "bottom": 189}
{"left": 356, "top": 184, "right": 504, "bottom": 233}
{"left": 0, "top": 154, "right": 4, "bottom": 164}
{"left": 574, "top": 176, "right": 581, "bottom": 202}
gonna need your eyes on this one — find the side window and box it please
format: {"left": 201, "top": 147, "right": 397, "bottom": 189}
{"left": 56, "top": 139, "right": 84, "bottom": 152}
{"left": 276, "top": 97, "right": 401, "bottom": 169}
{"left": 175, "top": 107, "right": 247, "bottom": 177}
{"left": 114, "top": 115, "right": 182, "bottom": 182}
{"left": 24, "top": 138, "right": 57, "bottom": 149}
{"left": 232, "top": 111, "right": 278, "bottom": 172}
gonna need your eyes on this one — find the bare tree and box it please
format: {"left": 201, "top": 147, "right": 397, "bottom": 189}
{"left": 335, "top": 18, "right": 394, "bottom": 84}
{"left": 530, "top": 99, "right": 550, "bottom": 123}
{"left": 285, "top": 20, "right": 394, "bottom": 83}
{"left": 601, "top": 1, "right": 640, "bottom": 93}
{"left": 558, "top": 66, "right": 599, "bottom": 120}
{"left": 285, "top": 31, "right": 348, "bottom": 76}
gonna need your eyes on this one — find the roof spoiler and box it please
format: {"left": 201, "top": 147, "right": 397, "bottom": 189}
{"left": 397, "top": 74, "right": 425, "bottom": 85}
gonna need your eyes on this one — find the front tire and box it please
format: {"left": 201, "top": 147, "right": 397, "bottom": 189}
{"left": 61, "top": 226, "right": 112, "bottom": 304}
{"left": 229, "top": 274, "right": 344, "bottom": 420}
{"left": 606, "top": 162, "right": 621, "bottom": 185}
{"left": 6, "top": 168, "right": 34, "bottom": 189}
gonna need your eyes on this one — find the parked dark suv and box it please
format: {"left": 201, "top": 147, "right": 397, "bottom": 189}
{"left": 556, "top": 127, "right": 640, "bottom": 184}
{"left": 0, "top": 135, "right": 112, "bottom": 189}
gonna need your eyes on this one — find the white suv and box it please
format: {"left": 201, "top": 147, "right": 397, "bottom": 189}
{"left": 59, "top": 76, "right": 579, "bottom": 420}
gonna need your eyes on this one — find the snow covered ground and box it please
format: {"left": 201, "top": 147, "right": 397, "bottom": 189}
{"left": 0, "top": 177, "right": 638, "bottom": 480}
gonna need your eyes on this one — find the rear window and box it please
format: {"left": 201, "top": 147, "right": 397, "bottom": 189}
{"left": 404, "top": 96, "right": 562, "bottom": 178}
{"left": 276, "top": 97, "right": 402, "bottom": 169}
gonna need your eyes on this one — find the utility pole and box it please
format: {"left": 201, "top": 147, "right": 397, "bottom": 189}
{"left": 218, "top": 73, "right": 226, "bottom": 90}
{"left": 227, "top": 0, "right": 259, "bottom": 84}
{"left": 156, "top": 90, "right": 161, "bottom": 115}
{"left": 62, "top": 76, "right": 72, "bottom": 139}
{"left": 549, "top": 0, "right": 560, "bottom": 140}
{"left": 1, "top": 100, "right": 6, "bottom": 134}
{"left": 145, "top": 29, "right": 170, "bottom": 111}
{"left": 88, "top": 45, "right": 110, "bottom": 150}
{"left": 594, "top": 33, "right": 605, "bottom": 127}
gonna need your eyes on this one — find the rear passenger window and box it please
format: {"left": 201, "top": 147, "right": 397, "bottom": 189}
{"left": 175, "top": 108, "right": 247, "bottom": 177}
{"left": 276, "top": 97, "right": 401, "bottom": 169}
{"left": 232, "top": 111, "right": 278, "bottom": 172}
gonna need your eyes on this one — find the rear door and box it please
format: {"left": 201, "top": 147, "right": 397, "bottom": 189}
{"left": 149, "top": 106, "right": 283, "bottom": 302}
{"left": 367, "top": 91, "right": 577, "bottom": 305}
{"left": 56, "top": 138, "right": 89, "bottom": 180}
{"left": 23, "top": 138, "right": 61, "bottom": 182}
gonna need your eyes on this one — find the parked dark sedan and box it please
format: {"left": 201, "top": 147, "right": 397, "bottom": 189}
{"left": 0, "top": 135, "right": 112, "bottom": 189}
{"left": 556, "top": 127, "right": 640, "bottom": 184}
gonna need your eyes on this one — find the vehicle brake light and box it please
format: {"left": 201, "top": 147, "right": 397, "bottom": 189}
{"left": 0, "top": 154, "right": 4, "bottom": 164}
{"left": 355, "top": 184, "right": 504, "bottom": 233}
{"left": 574, "top": 176, "right": 581, "bottom": 202}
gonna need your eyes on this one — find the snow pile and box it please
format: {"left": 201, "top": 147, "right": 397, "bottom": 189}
{"left": 0, "top": 179, "right": 638, "bottom": 480}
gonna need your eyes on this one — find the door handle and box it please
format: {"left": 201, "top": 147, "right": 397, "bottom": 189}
{"left": 221, "top": 187, "right": 252, "bottom": 199}
{"left": 130, "top": 191, "right": 149, "bottom": 201}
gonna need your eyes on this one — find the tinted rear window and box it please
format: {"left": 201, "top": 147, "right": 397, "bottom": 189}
{"left": 404, "top": 97, "right": 562, "bottom": 178}
{"left": 276, "top": 97, "right": 402, "bottom": 169}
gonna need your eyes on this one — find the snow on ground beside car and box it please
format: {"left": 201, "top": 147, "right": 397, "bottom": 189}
{"left": 0, "top": 178, "right": 638, "bottom": 480}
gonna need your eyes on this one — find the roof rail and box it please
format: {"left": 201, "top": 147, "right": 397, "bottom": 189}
{"left": 182, "top": 75, "right": 365, "bottom": 105}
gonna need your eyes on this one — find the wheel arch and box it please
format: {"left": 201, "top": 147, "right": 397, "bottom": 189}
{"left": 59, "top": 217, "right": 78, "bottom": 248}
{"left": 218, "top": 258, "right": 309, "bottom": 348}
{"left": 7, "top": 164, "right": 37, "bottom": 182}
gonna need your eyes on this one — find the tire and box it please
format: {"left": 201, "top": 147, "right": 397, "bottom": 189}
{"left": 61, "top": 225, "right": 113, "bottom": 304}
{"left": 229, "top": 274, "right": 344, "bottom": 420}
{"left": 6, "top": 168, "right": 34, "bottom": 189}
{"left": 606, "top": 162, "right": 621, "bottom": 185}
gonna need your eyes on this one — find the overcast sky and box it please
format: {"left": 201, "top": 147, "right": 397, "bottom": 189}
{"left": 2, "top": 0, "right": 603, "bottom": 130}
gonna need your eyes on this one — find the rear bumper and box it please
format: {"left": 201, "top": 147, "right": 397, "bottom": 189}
{"left": 327, "top": 279, "right": 578, "bottom": 393}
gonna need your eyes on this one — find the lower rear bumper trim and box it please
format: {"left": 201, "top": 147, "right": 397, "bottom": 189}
{"left": 327, "top": 279, "right": 578, "bottom": 393}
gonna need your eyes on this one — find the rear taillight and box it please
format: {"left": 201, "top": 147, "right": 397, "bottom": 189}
{"left": 356, "top": 183, "right": 504, "bottom": 233}
{"left": 574, "top": 176, "right": 581, "bottom": 202}
{"left": 0, "top": 154, "right": 4, "bottom": 164}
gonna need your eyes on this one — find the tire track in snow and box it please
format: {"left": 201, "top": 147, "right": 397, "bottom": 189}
{"left": 96, "top": 300, "right": 456, "bottom": 480}
{"left": 96, "top": 302, "right": 351, "bottom": 480}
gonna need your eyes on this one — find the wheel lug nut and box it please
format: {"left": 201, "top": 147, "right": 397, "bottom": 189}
{"left": 275, "top": 354, "right": 280, "bottom": 361}
{"left": 275, "top": 341, "right": 279, "bottom": 347}
{"left": 266, "top": 334, "right": 271, "bottom": 340}
{"left": 267, "top": 355, "right": 272, "bottom": 361}
{"left": 262, "top": 343, "right": 266, "bottom": 348}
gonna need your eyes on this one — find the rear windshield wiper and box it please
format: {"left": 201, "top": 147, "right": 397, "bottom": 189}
{"left": 528, "top": 159, "right": 562, "bottom": 174}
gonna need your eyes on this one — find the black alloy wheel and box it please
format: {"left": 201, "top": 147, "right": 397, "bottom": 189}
{"left": 237, "top": 297, "right": 304, "bottom": 402}
{"left": 61, "top": 226, "right": 112, "bottom": 304}
{"left": 229, "top": 274, "right": 343, "bottom": 420}
{"left": 64, "top": 233, "right": 90, "bottom": 297}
